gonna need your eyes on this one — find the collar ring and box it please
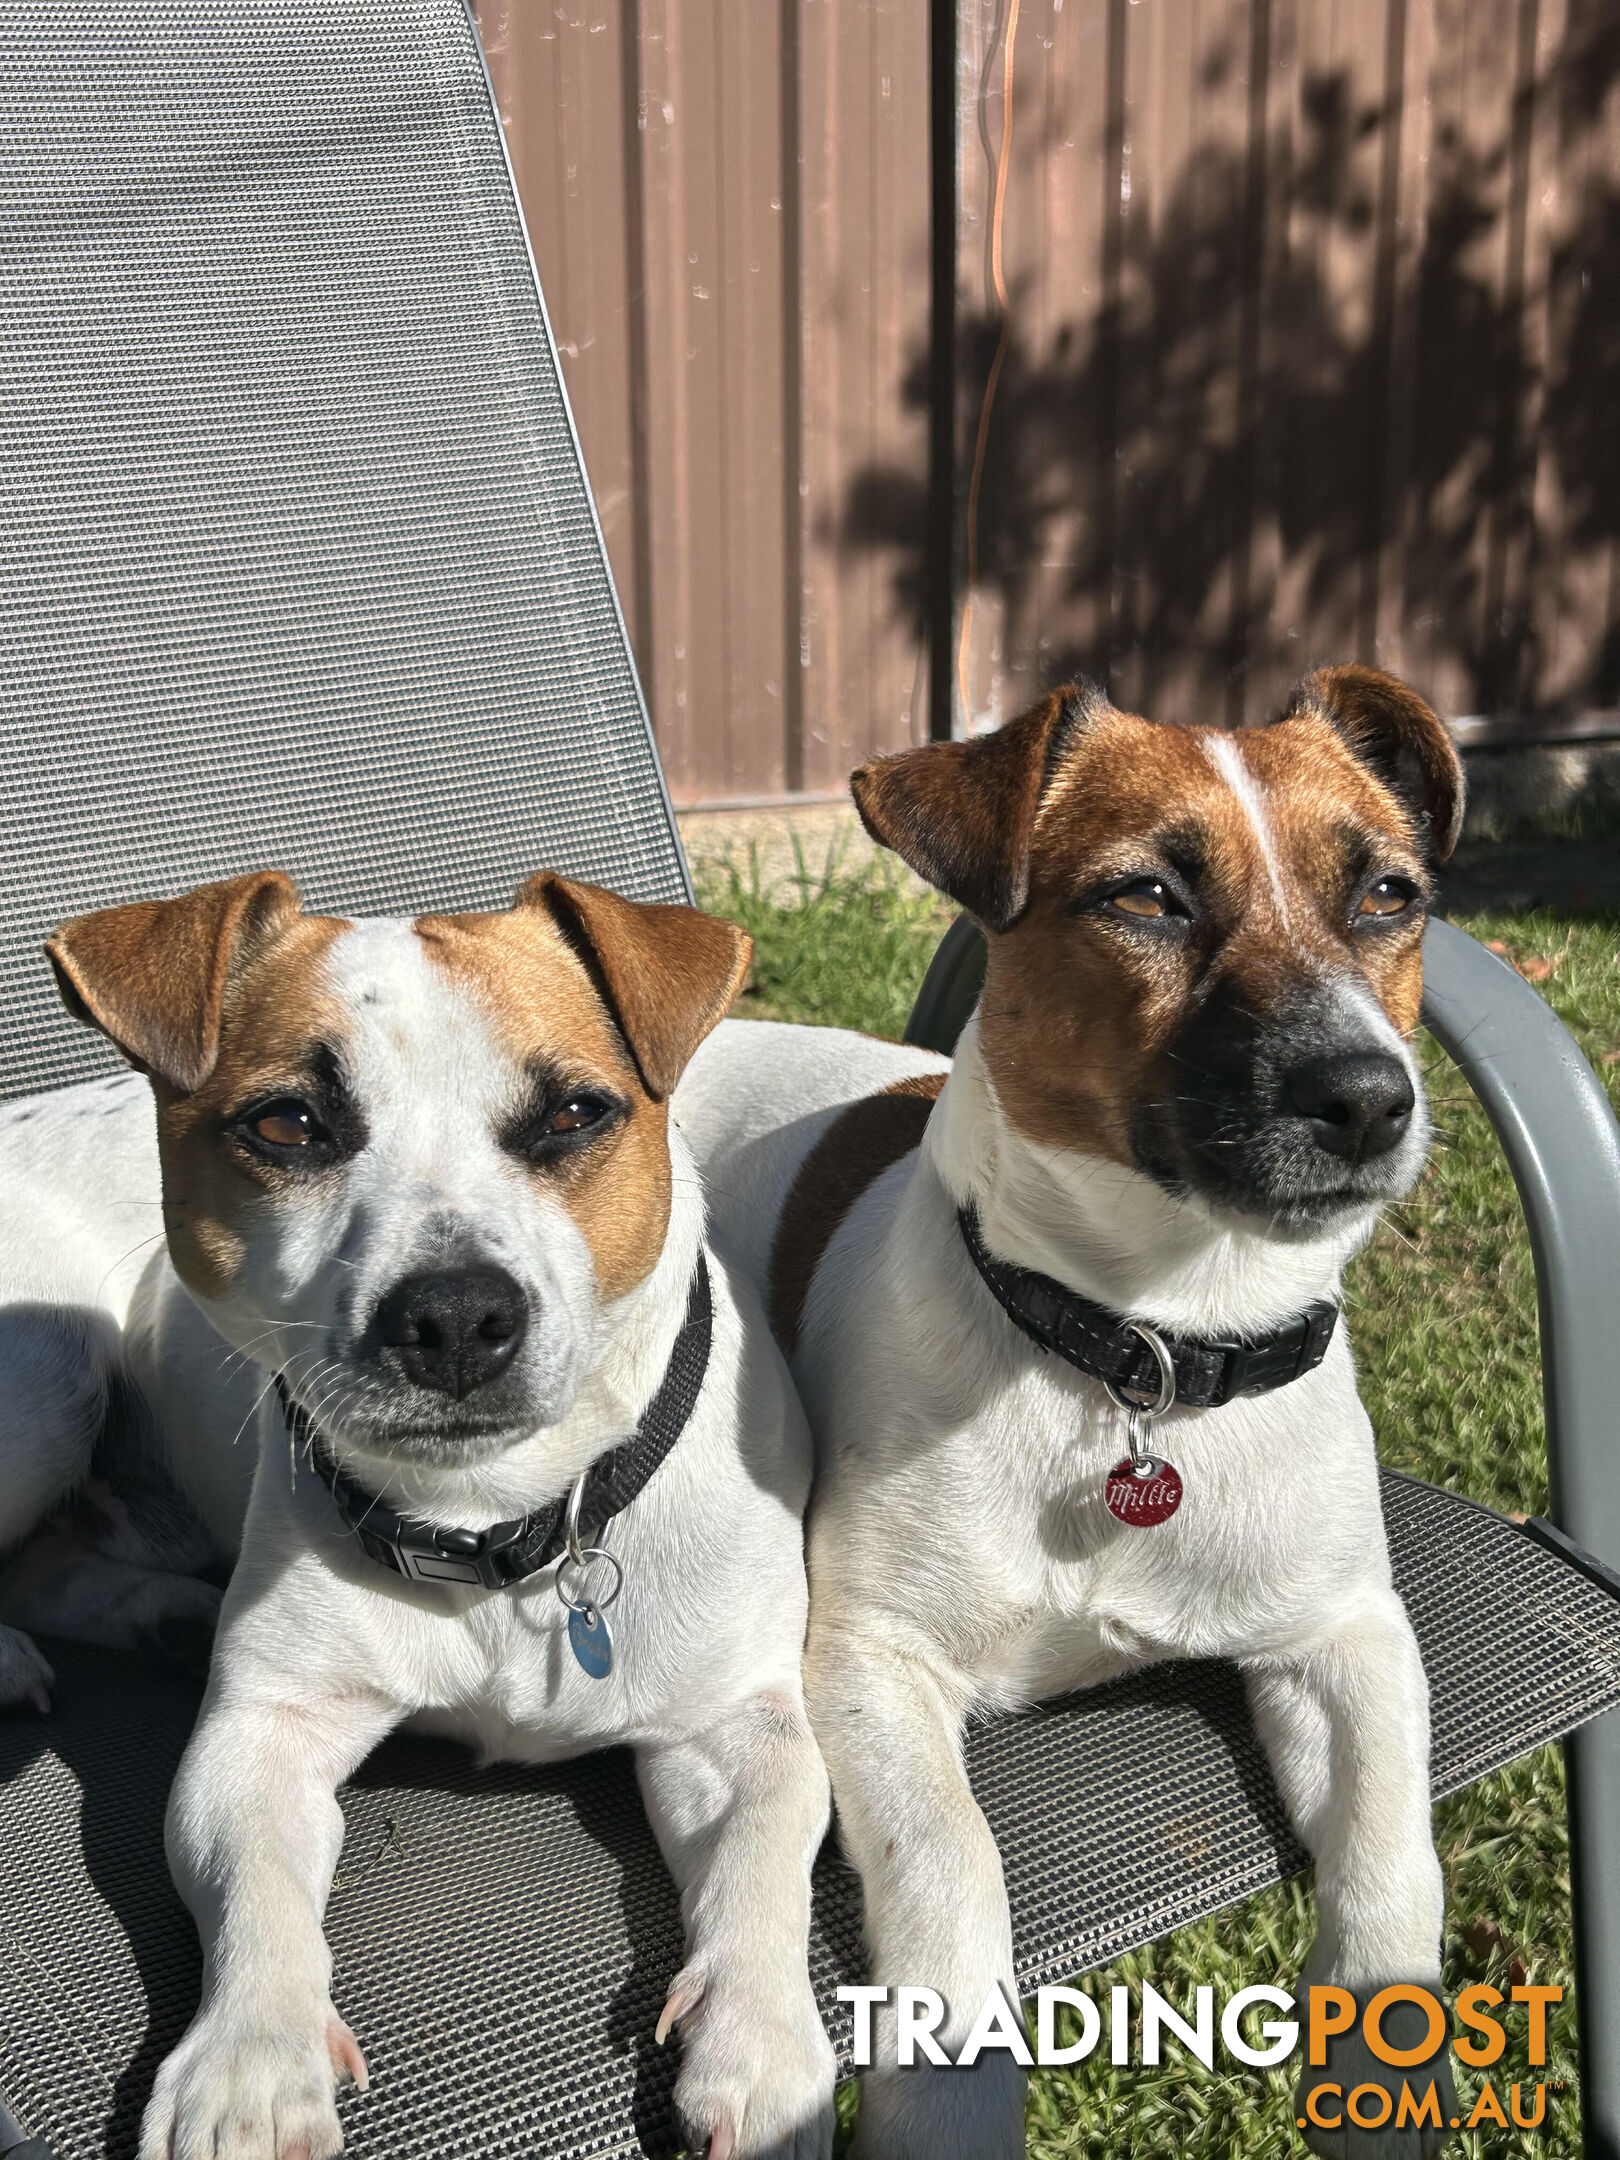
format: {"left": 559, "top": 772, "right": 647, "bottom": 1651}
{"left": 1104, "top": 1321, "right": 1177, "bottom": 1418}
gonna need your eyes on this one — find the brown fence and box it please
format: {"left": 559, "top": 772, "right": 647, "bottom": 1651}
{"left": 473, "top": 0, "right": 1620, "bottom": 802}
{"left": 471, "top": 0, "right": 931, "bottom": 806}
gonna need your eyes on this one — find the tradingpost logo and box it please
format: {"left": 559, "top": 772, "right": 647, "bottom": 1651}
{"left": 838, "top": 1977, "right": 1564, "bottom": 2133}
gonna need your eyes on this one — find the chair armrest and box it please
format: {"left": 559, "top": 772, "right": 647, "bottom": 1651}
{"left": 903, "top": 911, "right": 984, "bottom": 1056}
{"left": 0, "top": 2092, "right": 54, "bottom": 2160}
{"left": 1418, "top": 916, "right": 1620, "bottom": 1570}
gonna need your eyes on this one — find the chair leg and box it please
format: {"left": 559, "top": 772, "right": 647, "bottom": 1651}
{"left": 1569, "top": 1711, "right": 1620, "bottom": 2160}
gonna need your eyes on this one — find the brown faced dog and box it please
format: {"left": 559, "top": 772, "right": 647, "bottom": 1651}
{"left": 676, "top": 668, "right": 1466, "bottom": 2160}
{"left": 853, "top": 665, "right": 1454, "bottom": 1229}
{"left": 0, "top": 871, "right": 838, "bottom": 2160}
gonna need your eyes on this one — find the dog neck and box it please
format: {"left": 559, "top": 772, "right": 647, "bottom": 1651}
{"left": 280, "top": 1129, "right": 709, "bottom": 1532}
{"left": 924, "top": 1016, "right": 1379, "bottom": 1340}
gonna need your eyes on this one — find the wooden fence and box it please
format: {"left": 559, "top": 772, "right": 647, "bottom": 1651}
{"left": 473, "top": 0, "right": 1620, "bottom": 803}
{"left": 471, "top": 0, "right": 931, "bottom": 805}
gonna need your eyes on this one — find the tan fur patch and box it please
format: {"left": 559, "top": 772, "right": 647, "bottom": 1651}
{"left": 154, "top": 912, "right": 352, "bottom": 1300}
{"left": 519, "top": 874, "right": 751, "bottom": 1101}
{"left": 47, "top": 870, "right": 302, "bottom": 1094}
{"left": 415, "top": 906, "right": 676, "bottom": 1304}
{"left": 769, "top": 1074, "right": 946, "bottom": 1354}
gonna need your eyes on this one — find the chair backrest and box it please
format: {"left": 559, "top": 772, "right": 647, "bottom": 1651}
{"left": 0, "top": 0, "right": 687, "bottom": 1104}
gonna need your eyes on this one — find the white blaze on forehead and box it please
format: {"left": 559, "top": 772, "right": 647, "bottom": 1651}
{"left": 1199, "top": 731, "right": 1292, "bottom": 926}
{"left": 323, "top": 918, "right": 520, "bottom": 1189}
{"left": 317, "top": 920, "right": 540, "bottom": 1244}
{"left": 216, "top": 916, "right": 555, "bottom": 1354}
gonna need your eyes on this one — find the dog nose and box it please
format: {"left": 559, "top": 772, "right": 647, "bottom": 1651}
{"left": 374, "top": 1268, "right": 528, "bottom": 1398}
{"left": 1284, "top": 1052, "right": 1415, "bottom": 1160}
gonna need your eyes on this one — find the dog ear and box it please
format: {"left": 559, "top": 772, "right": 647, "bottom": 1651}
{"left": 45, "top": 871, "right": 302, "bottom": 1092}
{"left": 850, "top": 685, "right": 1101, "bottom": 931}
{"left": 1285, "top": 665, "right": 1466, "bottom": 861}
{"left": 518, "top": 874, "right": 752, "bottom": 1101}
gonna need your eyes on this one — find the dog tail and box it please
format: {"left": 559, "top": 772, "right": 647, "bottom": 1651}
{"left": 0, "top": 1304, "right": 123, "bottom": 1553}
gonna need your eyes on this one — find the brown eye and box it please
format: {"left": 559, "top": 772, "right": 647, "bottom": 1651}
{"left": 1357, "top": 877, "right": 1416, "bottom": 920}
{"left": 549, "top": 1098, "right": 605, "bottom": 1135}
{"left": 507, "top": 1089, "right": 620, "bottom": 1165}
{"left": 246, "top": 1100, "right": 325, "bottom": 1148}
{"left": 1110, "top": 880, "right": 1172, "bottom": 919}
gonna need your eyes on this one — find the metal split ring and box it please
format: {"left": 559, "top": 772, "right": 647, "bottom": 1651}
{"left": 1103, "top": 1321, "right": 1177, "bottom": 1418}
{"left": 556, "top": 1545, "right": 624, "bottom": 1617}
{"left": 557, "top": 1470, "right": 624, "bottom": 1616}
{"left": 1104, "top": 1324, "right": 1176, "bottom": 1471}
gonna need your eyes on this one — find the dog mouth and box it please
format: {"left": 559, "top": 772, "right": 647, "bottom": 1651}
{"left": 1132, "top": 1129, "right": 1419, "bottom": 1237}
{"left": 275, "top": 1261, "right": 584, "bottom": 1463}
{"left": 278, "top": 1373, "right": 545, "bottom": 1464}
{"left": 1198, "top": 1171, "right": 1411, "bottom": 1238}
{"left": 1130, "top": 1025, "right": 1428, "bottom": 1236}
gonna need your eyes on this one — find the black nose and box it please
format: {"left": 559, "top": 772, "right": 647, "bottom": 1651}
{"left": 374, "top": 1268, "right": 528, "bottom": 1398}
{"left": 1284, "top": 1052, "right": 1416, "bottom": 1161}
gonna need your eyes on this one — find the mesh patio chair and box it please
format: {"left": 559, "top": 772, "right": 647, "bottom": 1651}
{"left": 1, "top": 7, "right": 1617, "bottom": 2158}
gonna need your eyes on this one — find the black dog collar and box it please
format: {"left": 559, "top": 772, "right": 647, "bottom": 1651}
{"left": 956, "top": 1206, "right": 1336, "bottom": 1408}
{"left": 275, "top": 1252, "right": 712, "bottom": 1590}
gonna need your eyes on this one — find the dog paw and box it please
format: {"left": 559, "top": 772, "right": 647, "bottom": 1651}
{"left": 666, "top": 1960, "right": 835, "bottom": 2159}
{"left": 0, "top": 1623, "right": 53, "bottom": 1714}
{"left": 1295, "top": 1988, "right": 1458, "bottom": 2157}
{"left": 847, "top": 2057, "right": 1026, "bottom": 2160}
{"left": 131, "top": 1575, "right": 223, "bottom": 1680}
{"left": 139, "top": 2002, "right": 367, "bottom": 2160}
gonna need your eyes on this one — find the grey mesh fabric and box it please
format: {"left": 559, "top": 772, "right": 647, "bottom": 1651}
{"left": 3, "top": 1474, "right": 1618, "bottom": 2159}
{"left": 0, "top": 0, "right": 685, "bottom": 1105}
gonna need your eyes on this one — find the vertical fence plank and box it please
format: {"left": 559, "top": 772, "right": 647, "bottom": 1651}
{"left": 952, "top": 0, "right": 1116, "bottom": 730}
{"left": 1534, "top": 0, "right": 1620, "bottom": 717}
{"left": 472, "top": 1, "right": 643, "bottom": 654}
{"left": 796, "top": 0, "right": 932, "bottom": 794}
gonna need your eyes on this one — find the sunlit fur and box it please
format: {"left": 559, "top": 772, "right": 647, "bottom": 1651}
{"left": 675, "top": 679, "right": 1462, "bottom": 2160}
{"left": 0, "top": 892, "right": 834, "bottom": 2160}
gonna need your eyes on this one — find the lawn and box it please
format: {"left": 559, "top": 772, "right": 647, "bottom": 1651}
{"left": 692, "top": 838, "right": 1620, "bottom": 2160}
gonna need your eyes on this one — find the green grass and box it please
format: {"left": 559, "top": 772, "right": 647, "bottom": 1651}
{"left": 694, "top": 834, "right": 956, "bottom": 1039}
{"left": 692, "top": 842, "right": 1620, "bottom": 2159}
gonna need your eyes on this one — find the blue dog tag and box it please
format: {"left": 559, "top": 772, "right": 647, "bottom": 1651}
{"left": 568, "top": 1603, "right": 613, "bottom": 1679}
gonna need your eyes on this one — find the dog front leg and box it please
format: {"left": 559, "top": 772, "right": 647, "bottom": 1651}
{"left": 806, "top": 1623, "right": 1024, "bottom": 2160}
{"left": 637, "top": 1690, "right": 836, "bottom": 2160}
{"left": 1246, "top": 1599, "right": 1455, "bottom": 2157}
{"left": 638, "top": 1692, "right": 836, "bottom": 2160}
{"left": 140, "top": 1672, "right": 397, "bottom": 2160}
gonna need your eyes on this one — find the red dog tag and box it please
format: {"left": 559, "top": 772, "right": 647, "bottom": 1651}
{"left": 1105, "top": 1454, "right": 1183, "bottom": 1526}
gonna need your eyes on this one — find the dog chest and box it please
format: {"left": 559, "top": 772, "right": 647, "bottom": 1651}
{"left": 816, "top": 1331, "right": 1387, "bottom": 1706}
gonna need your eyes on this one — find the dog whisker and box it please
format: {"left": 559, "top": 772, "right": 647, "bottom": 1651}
{"left": 93, "top": 1228, "right": 169, "bottom": 1300}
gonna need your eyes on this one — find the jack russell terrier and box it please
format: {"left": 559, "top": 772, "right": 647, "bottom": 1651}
{"left": 0, "top": 870, "right": 836, "bottom": 2160}
{"left": 674, "top": 667, "right": 1467, "bottom": 2159}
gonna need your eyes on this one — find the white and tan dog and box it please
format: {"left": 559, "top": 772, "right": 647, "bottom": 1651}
{"left": 675, "top": 667, "right": 1467, "bottom": 2160}
{"left": 0, "top": 869, "right": 835, "bottom": 2160}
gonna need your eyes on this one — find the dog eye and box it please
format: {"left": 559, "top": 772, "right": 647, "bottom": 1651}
{"left": 1109, "top": 879, "right": 1177, "bottom": 919}
{"left": 508, "top": 1091, "right": 622, "bottom": 1163}
{"left": 1357, "top": 877, "right": 1417, "bottom": 921}
{"left": 549, "top": 1098, "right": 606, "bottom": 1135}
{"left": 245, "top": 1099, "right": 329, "bottom": 1149}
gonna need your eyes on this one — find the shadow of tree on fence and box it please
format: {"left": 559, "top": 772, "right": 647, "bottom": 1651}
{"left": 840, "top": 9, "right": 1620, "bottom": 727}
